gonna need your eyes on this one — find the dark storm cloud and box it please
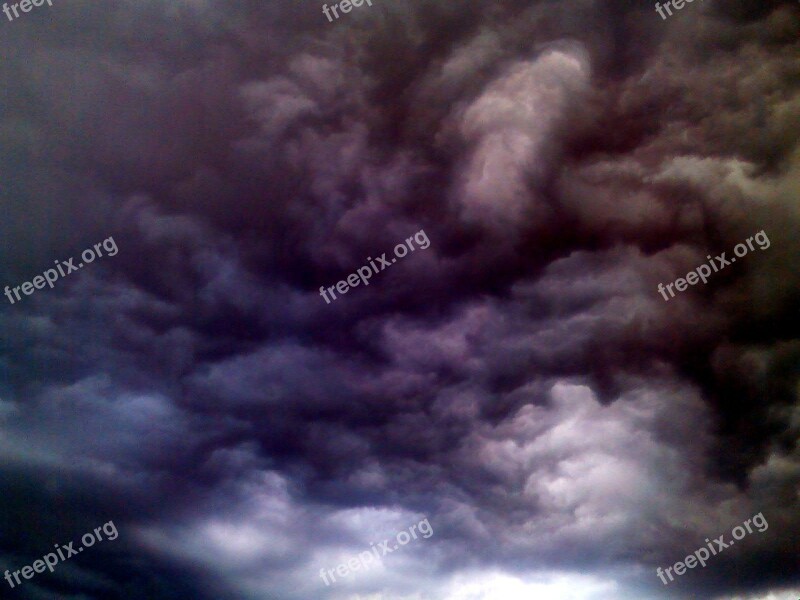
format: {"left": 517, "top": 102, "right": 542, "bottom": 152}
{"left": 1, "top": 0, "right": 799, "bottom": 599}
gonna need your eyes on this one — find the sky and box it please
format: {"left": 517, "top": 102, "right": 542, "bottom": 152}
{"left": 1, "top": 0, "right": 799, "bottom": 599}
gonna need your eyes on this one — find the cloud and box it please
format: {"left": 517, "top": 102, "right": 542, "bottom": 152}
{"left": 1, "top": 0, "right": 799, "bottom": 599}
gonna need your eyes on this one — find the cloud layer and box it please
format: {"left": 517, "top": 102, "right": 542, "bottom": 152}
{"left": 1, "top": 0, "right": 799, "bottom": 598}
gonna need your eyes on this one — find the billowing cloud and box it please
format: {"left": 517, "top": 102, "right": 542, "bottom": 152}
{"left": 1, "top": 0, "right": 799, "bottom": 599}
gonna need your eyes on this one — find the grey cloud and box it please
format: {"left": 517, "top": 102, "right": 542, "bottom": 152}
{"left": 1, "top": 0, "right": 799, "bottom": 599}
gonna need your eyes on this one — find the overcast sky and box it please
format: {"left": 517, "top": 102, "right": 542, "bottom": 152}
{"left": 1, "top": 0, "right": 799, "bottom": 599}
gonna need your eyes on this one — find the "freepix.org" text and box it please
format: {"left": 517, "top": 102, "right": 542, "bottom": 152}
{"left": 2, "top": 0, "right": 53, "bottom": 23}
{"left": 657, "top": 230, "right": 769, "bottom": 302}
{"left": 656, "top": 512, "right": 768, "bottom": 585}
{"left": 319, "top": 229, "right": 430, "bottom": 304}
{"left": 4, "top": 520, "right": 118, "bottom": 589}
{"left": 319, "top": 517, "right": 433, "bottom": 586}
{"left": 4, "top": 236, "right": 118, "bottom": 305}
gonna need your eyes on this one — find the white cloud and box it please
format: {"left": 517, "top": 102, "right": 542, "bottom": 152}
{"left": 440, "top": 570, "right": 622, "bottom": 600}
{"left": 716, "top": 589, "right": 800, "bottom": 600}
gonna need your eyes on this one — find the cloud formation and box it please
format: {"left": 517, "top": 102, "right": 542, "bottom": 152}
{"left": 1, "top": 0, "right": 799, "bottom": 599}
